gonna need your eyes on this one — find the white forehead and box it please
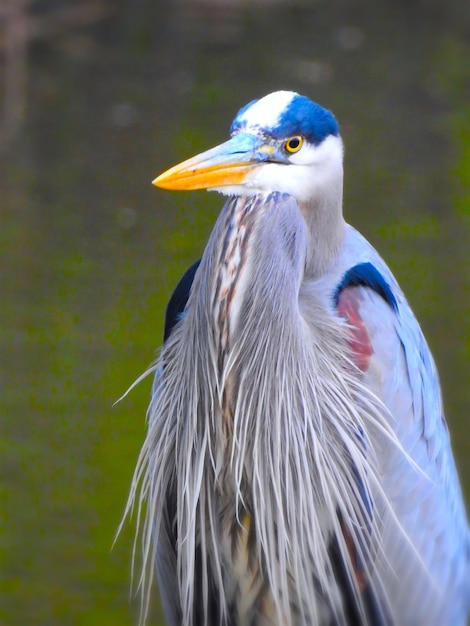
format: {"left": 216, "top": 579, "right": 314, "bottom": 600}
{"left": 237, "top": 91, "right": 297, "bottom": 128}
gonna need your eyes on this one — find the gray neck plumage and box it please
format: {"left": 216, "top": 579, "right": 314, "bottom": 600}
{"left": 189, "top": 190, "right": 345, "bottom": 355}
{"left": 300, "top": 171, "right": 345, "bottom": 278}
{"left": 191, "top": 193, "right": 309, "bottom": 357}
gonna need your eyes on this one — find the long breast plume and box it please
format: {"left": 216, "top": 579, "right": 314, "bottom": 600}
{"left": 212, "top": 193, "right": 258, "bottom": 374}
{"left": 125, "top": 192, "right": 403, "bottom": 626}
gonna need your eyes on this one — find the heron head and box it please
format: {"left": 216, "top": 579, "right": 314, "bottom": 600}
{"left": 153, "top": 91, "right": 344, "bottom": 204}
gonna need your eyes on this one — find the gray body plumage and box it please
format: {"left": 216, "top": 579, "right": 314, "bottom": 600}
{"left": 127, "top": 192, "right": 469, "bottom": 625}
{"left": 124, "top": 91, "right": 470, "bottom": 626}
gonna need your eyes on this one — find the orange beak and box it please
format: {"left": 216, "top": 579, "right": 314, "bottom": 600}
{"left": 153, "top": 133, "right": 275, "bottom": 191}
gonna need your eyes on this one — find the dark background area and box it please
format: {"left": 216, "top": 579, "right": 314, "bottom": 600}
{"left": 1, "top": 1, "right": 469, "bottom": 624}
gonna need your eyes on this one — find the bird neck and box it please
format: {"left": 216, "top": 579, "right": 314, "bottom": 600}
{"left": 300, "top": 174, "right": 346, "bottom": 278}
{"left": 200, "top": 190, "right": 346, "bottom": 343}
{"left": 202, "top": 192, "right": 308, "bottom": 354}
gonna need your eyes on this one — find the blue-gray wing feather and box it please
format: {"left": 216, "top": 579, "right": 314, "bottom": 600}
{"left": 329, "top": 225, "right": 470, "bottom": 624}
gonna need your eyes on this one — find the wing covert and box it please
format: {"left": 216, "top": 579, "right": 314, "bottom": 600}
{"left": 163, "top": 260, "right": 201, "bottom": 341}
{"left": 335, "top": 262, "right": 469, "bottom": 624}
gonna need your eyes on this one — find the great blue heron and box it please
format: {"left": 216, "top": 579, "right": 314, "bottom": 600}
{"left": 125, "top": 91, "right": 470, "bottom": 625}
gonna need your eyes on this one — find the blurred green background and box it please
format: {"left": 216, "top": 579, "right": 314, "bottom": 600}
{"left": 1, "top": 1, "right": 469, "bottom": 625}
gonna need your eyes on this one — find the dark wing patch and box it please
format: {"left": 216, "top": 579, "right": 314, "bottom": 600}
{"left": 164, "top": 260, "right": 201, "bottom": 341}
{"left": 329, "top": 519, "right": 389, "bottom": 626}
{"left": 334, "top": 262, "right": 398, "bottom": 313}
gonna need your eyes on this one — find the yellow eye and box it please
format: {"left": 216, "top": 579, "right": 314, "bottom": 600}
{"left": 285, "top": 136, "right": 303, "bottom": 153}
